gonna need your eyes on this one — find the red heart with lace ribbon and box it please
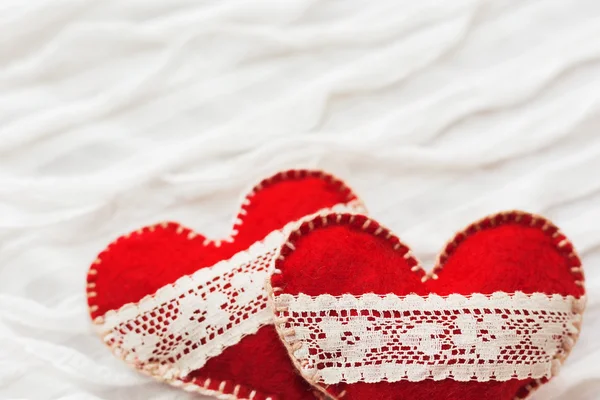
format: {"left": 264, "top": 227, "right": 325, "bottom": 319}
{"left": 270, "top": 212, "right": 585, "bottom": 400}
{"left": 86, "top": 169, "right": 366, "bottom": 400}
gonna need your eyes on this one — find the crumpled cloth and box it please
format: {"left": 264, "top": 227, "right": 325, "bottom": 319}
{"left": 1, "top": 0, "right": 600, "bottom": 399}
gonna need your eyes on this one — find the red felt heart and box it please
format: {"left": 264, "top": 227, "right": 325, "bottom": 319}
{"left": 270, "top": 212, "right": 585, "bottom": 400}
{"left": 86, "top": 169, "right": 365, "bottom": 400}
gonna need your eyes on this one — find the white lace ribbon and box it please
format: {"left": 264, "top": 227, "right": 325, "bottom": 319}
{"left": 97, "top": 201, "right": 365, "bottom": 377}
{"left": 274, "top": 292, "right": 585, "bottom": 384}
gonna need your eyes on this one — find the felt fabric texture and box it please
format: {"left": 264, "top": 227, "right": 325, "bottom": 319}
{"left": 271, "top": 212, "right": 585, "bottom": 400}
{"left": 87, "top": 169, "right": 361, "bottom": 400}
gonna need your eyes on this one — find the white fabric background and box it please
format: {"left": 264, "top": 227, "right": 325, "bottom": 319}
{"left": 1, "top": 1, "right": 599, "bottom": 399}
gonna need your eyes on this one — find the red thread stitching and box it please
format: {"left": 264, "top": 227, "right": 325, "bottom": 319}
{"left": 269, "top": 210, "right": 585, "bottom": 400}
{"left": 86, "top": 168, "right": 363, "bottom": 400}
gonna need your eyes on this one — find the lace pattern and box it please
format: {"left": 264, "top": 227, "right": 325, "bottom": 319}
{"left": 274, "top": 292, "right": 585, "bottom": 384}
{"left": 97, "top": 201, "right": 365, "bottom": 377}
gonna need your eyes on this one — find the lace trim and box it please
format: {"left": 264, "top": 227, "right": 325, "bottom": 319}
{"left": 96, "top": 201, "right": 365, "bottom": 378}
{"left": 274, "top": 292, "right": 585, "bottom": 384}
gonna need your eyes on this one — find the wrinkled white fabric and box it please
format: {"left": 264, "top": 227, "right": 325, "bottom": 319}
{"left": 1, "top": 1, "right": 600, "bottom": 399}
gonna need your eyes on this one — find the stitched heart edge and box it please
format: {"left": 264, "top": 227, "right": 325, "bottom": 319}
{"left": 269, "top": 211, "right": 586, "bottom": 400}
{"left": 86, "top": 169, "right": 365, "bottom": 400}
